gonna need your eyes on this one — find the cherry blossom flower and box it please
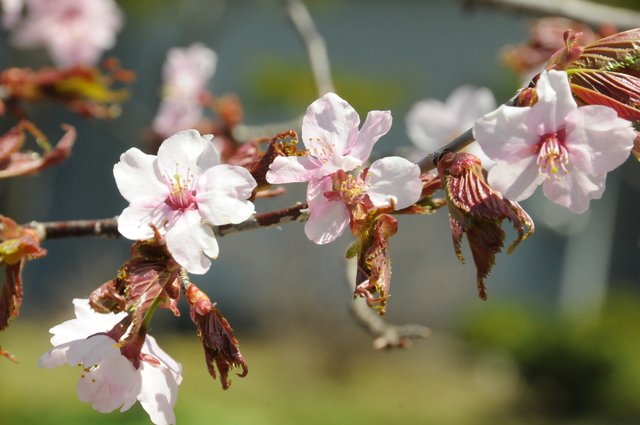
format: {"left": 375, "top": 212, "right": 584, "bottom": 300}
{"left": 114, "top": 129, "right": 256, "bottom": 274}
{"left": 405, "top": 85, "right": 496, "bottom": 167}
{"left": 312, "top": 156, "right": 422, "bottom": 244}
{"left": 474, "top": 69, "right": 636, "bottom": 213}
{"left": 10, "top": 0, "right": 124, "bottom": 67}
{"left": 152, "top": 43, "right": 217, "bottom": 138}
{"left": 0, "top": 0, "right": 23, "bottom": 29}
{"left": 38, "top": 299, "right": 182, "bottom": 425}
{"left": 266, "top": 92, "right": 393, "bottom": 243}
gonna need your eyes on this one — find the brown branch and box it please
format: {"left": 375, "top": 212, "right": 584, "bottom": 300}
{"left": 344, "top": 258, "right": 431, "bottom": 349}
{"left": 463, "top": 0, "right": 640, "bottom": 30}
{"left": 23, "top": 203, "right": 310, "bottom": 241}
{"left": 214, "top": 202, "right": 309, "bottom": 237}
{"left": 416, "top": 128, "right": 475, "bottom": 175}
{"left": 25, "top": 217, "right": 121, "bottom": 241}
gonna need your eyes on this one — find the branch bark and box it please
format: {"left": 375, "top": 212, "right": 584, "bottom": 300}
{"left": 464, "top": 0, "right": 640, "bottom": 30}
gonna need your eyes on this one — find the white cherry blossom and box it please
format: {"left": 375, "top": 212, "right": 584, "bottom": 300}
{"left": 38, "top": 299, "right": 182, "bottom": 425}
{"left": 406, "top": 85, "right": 496, "bottom": 166}
{"left": 11, "top": 0, "right": 123, "bottom": 67}
{"left": 114, "top": 129, "right": 256, "bottom": 274}
{"left": 266, "top": 92, "right": 393, "bottom": 243}
{"left": 474, "top": 70, "right": 636, "bottom": 213}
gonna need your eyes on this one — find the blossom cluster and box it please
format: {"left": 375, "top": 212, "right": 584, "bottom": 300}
{"left": 1, "top": 5, "right": 640, "bottom": 425}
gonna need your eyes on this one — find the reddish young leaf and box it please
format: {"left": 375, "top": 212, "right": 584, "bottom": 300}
{"left": 185, "top": 284, "right": 247, "bottom": 390}
{"left": 437, "top": 153, "right": 534, "bottom": 300}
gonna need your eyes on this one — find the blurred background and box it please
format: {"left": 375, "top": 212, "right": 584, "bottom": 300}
{"left": 2, "top": 0, "right": 640, "bottom": 423}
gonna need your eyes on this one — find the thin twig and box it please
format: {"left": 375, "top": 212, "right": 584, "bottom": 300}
{"left": 344, "top": 258, "right": 431, "bottom": 349}
{"left": 463, "top": 0, "right": 640, "bottom": 30}
{"left": 23, "top": 203, "right": 310, "bottom": 241}
{"left": 416, "top": 128, "right": 475, "bottom": 174}
{"left": 285, "top": 0, "right": 335, "bottom": 96}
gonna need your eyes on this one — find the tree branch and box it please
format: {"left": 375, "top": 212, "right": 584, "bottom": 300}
{"left": 344, "top": 258, "right": 431, "bottom": 349}
{"left": 23, "top": 203, "right": 310, "bottom": 241}
{"left": 285, "top": 0, "right": 335, "bottom": 96}
{"left": 463, "top": 0, "right": 640, "bottom": 30}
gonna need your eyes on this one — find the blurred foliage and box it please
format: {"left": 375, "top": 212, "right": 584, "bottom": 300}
{"left": 1, "top": 319, "right": 523, "bottom": 425}
{"left": 245, "top": 55, "right": 410, "bottom": 118}
{"left": 593, "top": 0, "right": 640, "bottom": 11}
{"left": 461, "top": 292, "right": 640, "bottom": 423}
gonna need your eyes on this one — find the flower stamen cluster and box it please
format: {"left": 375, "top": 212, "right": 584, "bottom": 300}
{"left": 536, "top": 129, "right": 569, "bottom": 177}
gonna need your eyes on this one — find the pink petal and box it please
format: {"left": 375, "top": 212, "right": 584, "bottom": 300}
{"left": 474, "top": 104, "right": 539, "bottom": 163}
{"left": 526, "top": 70, "right": 576, "bottom": 134}
{"left": 77, "top": 356, "right": 138, "bottom": 413}
{"left": 38, "top": 342, "right": 73, "bottom": 368}
{"left": 405, "top": 98, "right": 453, "bottom": 151}
{"left": 164, "top": 209, "right": 216, "bottom": 274}
{"left": 156, "top": 130, "right": 219, "bottom": 178}
{"left": 138, "top": 361, "right": 179, "bottom": 425}
{"left": 65, "top": 335, "right": 120, "bottom": 367}
{"left": 448, "top": 86, "right": 497, "bottom": 128}
{"left": 304, "top": 199, "right": 349, "bottom": 244}
{"left": 302, "top": 92, "right": 360, "bottom": 154}
{"left": 487, "top": 156, "right": 545, "bottom": 201}
{"left": 117, "top": 198, "right": 175, "bottom": 241}
{"left": 266, "top": 155, "right": 318, "bottom": 184}
{"left": 152, "top": 98, "right": 204, "bottom": 139}
{"left": 305, "top": 176, "right": 349, "bottom": 244}
{"left": 48, "top": 299, "right": 125, "bottom": 346}
{"left": 142, "top": 335, "right": 183, "bottom": 385}
{"left": 349, "top": 109, "right": 392, "bottom": 162}
{"left": 197, "top": 164, "right": 256, "bottom": 225}
{"left": 366, "top": 157, "right": 421, "bottom": 209}
{"left": 541, "top": 165, "right": 606, "bottom": 213}
{"left": 316, "top": 152, "right": 362, "bottom": 178}
{"left": 564, "top": 105, "right": 635, "bottom": 175}
{"left": 114, "top": 148, "right": 167, "bottom": 203}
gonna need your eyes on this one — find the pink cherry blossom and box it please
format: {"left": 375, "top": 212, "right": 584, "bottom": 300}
{"left": 10, "top": 0, "right": 124, "bottom": 67}
{"left": 474, "top": 69, "right": 636, "bottom": 213}
{"left": 307, "top": 156, "right": 422, "bottom": 243}
{"left": 0, "top": 0, "right": 24, "bottom": 29}
{"left": 114, "top": 129, "right": 256, "bottom": 274}
{"left": 266, "top": 92, "right": 393, "bottom": 243}
{"left": 152, "top": 43, "right": 217, "bottom": 138}
{"left": 38, "top": 299, "right": 182, "bottom": 425}
{"left": 406, "top": 85, "right": 496, "bottom": 166}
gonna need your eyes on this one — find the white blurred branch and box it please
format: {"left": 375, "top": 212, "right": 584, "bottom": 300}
{"left": 464, "top": 0, "right": 640, "bottom": 30}
{"left": 285, "top": 0, "right": 335, "bottom": 96}
{"left": 344, "top": 258, "right": 431, "bottom": 349}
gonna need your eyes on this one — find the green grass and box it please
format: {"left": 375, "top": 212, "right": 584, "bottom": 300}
{"left": 0, "top": 320, "right": 518, "bottom": 425}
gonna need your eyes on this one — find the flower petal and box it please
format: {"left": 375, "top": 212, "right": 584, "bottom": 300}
{"left": 542, "top": 165, "right": 606, "bottom": 213}
{"left": 197, "top": 164, "right": 256, "bottom": 225}
{"left": 138, "top": 361, "right": 179, "bottom": 425}
{"left": 349, "top": 109, "right": 392, "bottom": 161}
{"left": 564, "top": 105, "right": 635, "bottom": 175}
{"left": 48, "top": 299, "right": 126, "bottom": 346}
{"left": 305, "top": 176, "right": 349, "bottom": 244}
{"left": 302, "top": 92, "right": 359, "bottom": 154}
{"left": 77, "top": 356, "right": 139, "bottom": 414}
{"left": 530, "top": 70, "right": 577, "bottom": 134}
{"left": 366, "top": 157, "right": 422, "bottom": 209}
{"left": 164, "top": 209, "right": 215, "bottom": 274}
{"left": 117, "top": 198, "right": 176, "bottom": 241}
{"left": 114, "top": 148, "right": 167, "bottom": 203}
{"left": 156, "top": 130, "right": 219, "bottom": 179}
{"left": 38, "top": 342, "right": 74, "bottom": 368}
{"left": 266, "top": 154, "right": 318, "bottom": 184}
{"left": 487, "top": 156, "right": 545, "bottom": 201}
{"left": 66, "top": 335, "right": 120, "bottom": 367}
{"left": 143, "top": 335, "right": 183, "bottom": 385}
{"left": 474, "top": 104, "right": 539, "bottom": 162}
